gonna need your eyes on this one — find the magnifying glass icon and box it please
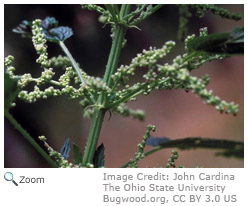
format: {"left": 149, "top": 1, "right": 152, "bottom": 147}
{"left": 4, "top": 172, "right": 18, "bottom": 186}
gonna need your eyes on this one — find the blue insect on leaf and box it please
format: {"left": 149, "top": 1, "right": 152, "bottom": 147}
{"left": 60, "top": 138, "right": 71, "bottom": 160}
{"left": 146, "top": 137, "right": 170, "bottom": 147}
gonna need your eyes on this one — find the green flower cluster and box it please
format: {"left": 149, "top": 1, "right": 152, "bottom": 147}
{"left": 166, "top": 150, "right": 179, "bottom": 168}
{"left": 32, "top": 19, "right": 50, "bottom": 68}
{"left": 131, "top": 41, "right": 176, "bottom": 68}
{"left": 189, "top": 4, "right": 242, "bottom": 20}
{"left": 128, "top": 124, "right": 156, "bottom": 168}
{"left": 183, "top": 28, "right": 229, "bottom": 71}
{"left": 58, "top": 67, "right": 74, "bottom": 86}
{"left": 177, "top": 5, "right": 241, "bottom": 41}
{"left": 10, "top": 62, "right": 89, "bottom": 103}
{"left": 4, "top": 55, "right": 16, "bottom": 78}
{"left": 50, "top": 55, "right": 72, "bottom": 68}
{"left": 5, "top": 5, "right": 242, "bottom": 168}
{"left": 39, "top": 135, "right": 73, "bottom": 168}
{"left": 6, "top": 26, "right": 239, "bottom": 117}
{"left": 126, "top": 5, "right": 164, "bottom": 26}
{"left": 18, "top": 86, "right": 61, "bottom": 103}
{"left": 158, "top": 59, "right": 239, "bottom": 115}
{"left": 6, "top": 50, "right": 107, "bottom": 105}
{"left": 107, "top": 41, "right": 176, "bottom": 106}
{"left": 112, "top": 103, "right": 145, "bottom": 121}
{"left": 106, "top": 30, "right": 238, "bottom": 116}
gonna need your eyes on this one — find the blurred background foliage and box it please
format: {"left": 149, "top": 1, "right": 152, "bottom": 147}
{"left": 4, "top": 4, "right": 244, "bottom": 168}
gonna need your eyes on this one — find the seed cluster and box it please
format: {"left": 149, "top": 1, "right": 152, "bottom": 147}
{"left": 5, "top": 55, "right": 16, "bottom": 78}
{"left": 189, "top": 4, "right": 242, "bottom": 20}
{"left": 32, "top": 19, "right": 50, "bottom": 68}
{"left": 128, "top": 124, "right": 156, "bottom": 168}
{"left": 50, "top": 55, "right": 72, "bottom": 68}
{"left": 112, "top": 103, "right": 146, "bottom": 121}
{"left": 166, "top": 150, "right": 179, "bottom": 168}
{"left": 158, "top": 60, "right": 239, "bottom": 115}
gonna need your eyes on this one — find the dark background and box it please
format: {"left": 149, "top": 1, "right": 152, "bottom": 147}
{"left": 4, "top": 5, "right": 244, "bottom": 168}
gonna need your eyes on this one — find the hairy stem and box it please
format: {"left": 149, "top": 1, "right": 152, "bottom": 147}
{"left": 4, "top": 110, "right": 58, "bottom": 168}
{"left": 82, "top": 4, "right": 131, "bottom": 166}
{"left": 82, "top": 109, "right": 106, "bottom": 166}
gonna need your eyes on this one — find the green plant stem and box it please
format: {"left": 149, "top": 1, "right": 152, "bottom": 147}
{"left": 82, "top": 109, "right": 106, "bottom": 166}
{"left": 4, "top": 109, "right": 58, "bottom": 168}
{"left": 103, "top": 32, "right": 125, "bottom": 87}
{"left": 104, "top": 4, "right": 119, "bottom": 23}
{"left": 103, "top": 5, "right": 131, "bottom": 89}
{"left": 82, "top": 4, "right": 131, "bottom": 166}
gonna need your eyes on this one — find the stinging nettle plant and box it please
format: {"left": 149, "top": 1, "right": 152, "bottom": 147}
{"left": 4, "top": 4, "right": 244, "bottom": 168}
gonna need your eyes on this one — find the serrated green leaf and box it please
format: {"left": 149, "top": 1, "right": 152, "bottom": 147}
{"left": 13, "top": 17, "right": 73, "bottom": 43}
{"left": 73, "top": 143, "right": 83, "bottom": 165}
{"left": 41, "top": 17, "right": 58, "bottom": 30}
{"left": 45, "top": 27, "right": 73, "bottom": 43}
{"left": 41, "top": 17, "right": 73, "bottom": 43}
{"left": 4, "top": 72, "right": 20, "bottom": 110}
{"left": 93, "top": 143, "right": 105, "bottom": 168}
